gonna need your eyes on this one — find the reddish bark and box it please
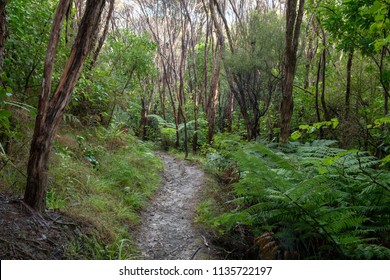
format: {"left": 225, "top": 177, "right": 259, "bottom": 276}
{"left": 24, "top": 0, "right": 107, "bottom": 211}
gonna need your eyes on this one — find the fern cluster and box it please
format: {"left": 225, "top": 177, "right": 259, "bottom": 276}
{"left": 206, "top": 137, "right": 390, "bottom": 259}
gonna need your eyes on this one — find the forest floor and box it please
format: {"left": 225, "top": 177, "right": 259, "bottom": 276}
{"left": 0, "top": 193, "right": 83, "bottom": 259}
{"left": 134, "top": 151, "right": 220, "bottom": 260}
{"left": 0, "top": 151, "right": 221, "bottom": 260}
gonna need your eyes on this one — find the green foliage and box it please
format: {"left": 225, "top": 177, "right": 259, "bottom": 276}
{"left": 146, "top": 114, "right": 175, "bottom": 148}
{"left": 147, "top": 114, "right": 176, "bottom": 129}
{"left": 160, "top": 127, "right": 176, "bottom": 149}
{"left": 1, "top": 0, "right": 389, "bottom": 261}
{"left": 5, "top": 0, "right": 58, "bottom": 94}
{"left": 291, "top": 118, "right": 339, "bottom": 141}
{"left": 50, "top": 128, "right": 162, "bottom": 259}
{"left": 204, "top": 135, "right": 390, "bottom": 259}
{"left": 0, "top": 90, "right": 13, "bottom": 144}
{"left": 71, "top": 31, "right": 157, "bottom": 130}
{"left": 314, "top": 0, "right": 389, "bottom": 53}
{"left": 179, "top": 117, "right": 209, "bottom": 150}
{"left": 225, "top": 12, "right": 284, "bottom": 75}
{"left": 146, "top": 114, "right": 209, "bottom": 151}
{"left": 0, "top": 108, "right": 11, "bottom": 132}
{"left": 223, "top": 12, "right": 284, "bottom": 139}
{"left": 46, "top": 188, "right": 65, "bottom": 210}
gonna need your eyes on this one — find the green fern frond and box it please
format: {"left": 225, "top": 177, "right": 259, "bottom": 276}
{"left": 206, "top": 136, "right": 389, "bottom": 259}
{"left": 349, "top": 244, "right": 390, "bottom": 259}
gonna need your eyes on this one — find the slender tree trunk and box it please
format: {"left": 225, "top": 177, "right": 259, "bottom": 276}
{"left": 345, "top": 51, "right": 353, "bottom": 120}
{"left": 91, "top": 0, "right": 115, "bottom": 68}
{"left": 207, "top": 39, "right": 222, "bottom": 144}
{"left": 227, "top": 91, "right": 234, "bottom": 133}
{"left": 379, "top": 46, "right": 389, "bottom": 115}
{"left": 24, "top": 0, "right": 106, "bottom": 212}
{"left": 160, "top": 74, "right": 167, "bottom": 120}
{"left": 213, "top": 0, "right": 234, "bottom": 53}
{"left": 182, "top": 0, "right": 200, "bottom": 154}
{"left": 164, "top": 65, "right": 180, "bottom": 148}
{"left": 207, "top": 0, "right": 223, "bottom": 144}
{"left": 179, "top": 16, "right": 189, "bottom": 158}
{"left": 193, "top": 95, "right": 199, "bottom": 153}
{"left": 201, "top": 13, "right": 210, "bottom": 114}
{"left": 139, "top": 96, "right": 147, "bottom": 140}
{"left": 304, "top": 15, "right": 315, "bottom": 90}
{"left": 267, "top": 111, "right": 274, "bottom": 141}
{"left": 314, "top": 55, "right": 324, "bottom": 138}
{"left": 314, "top": 56, "right": 322, "bottom": 123}
{"left": 231, "top": 85, "right": 254, "bottom": 140}
{"left": 320, "top": 47, "right": 329, "bottom": 121}
{"left": 190, "top": 35, "right": 199, "bottom": 153}
{"left": 279, "top": 0, "right": 305, "bottom": 143}
{"left": 340, "top": 51, "right": 354, "bottom": 148}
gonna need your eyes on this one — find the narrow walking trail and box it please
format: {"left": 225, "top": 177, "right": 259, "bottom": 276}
{"left": 135, "top": 152, "right": 217, "bottom": 260}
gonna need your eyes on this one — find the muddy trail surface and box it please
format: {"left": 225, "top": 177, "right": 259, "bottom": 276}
{"left": 135, "top": 152, "right": 218, "bottom": 260}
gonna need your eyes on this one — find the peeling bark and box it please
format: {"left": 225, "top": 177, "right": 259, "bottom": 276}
{"left": 24, "top": 0, "right": 107, "bottom": 212}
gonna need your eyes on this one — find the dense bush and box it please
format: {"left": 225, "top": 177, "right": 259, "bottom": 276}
{"left": 203, "top": 135, "right": 390, "bottom": 259}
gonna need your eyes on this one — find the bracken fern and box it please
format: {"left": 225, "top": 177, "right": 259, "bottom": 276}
{"left": 206, "top": 136, "right": 390, "bottom": 259}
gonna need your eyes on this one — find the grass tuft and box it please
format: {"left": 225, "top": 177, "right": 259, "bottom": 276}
{"left": 49, "top": 125, "right": 163, "bottom": 259}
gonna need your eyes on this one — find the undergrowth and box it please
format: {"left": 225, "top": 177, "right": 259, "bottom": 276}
{"left": 201, "top": 134, "right": 390, "bottom": 259}
{"left": 47, "top": 125, "right": 163, "bottom": 259}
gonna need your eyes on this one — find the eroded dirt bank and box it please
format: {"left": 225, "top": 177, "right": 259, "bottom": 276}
{"left": 135, "top": 152, "right": 217, "bottom": 260}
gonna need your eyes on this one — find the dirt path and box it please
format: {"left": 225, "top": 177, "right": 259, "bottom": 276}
{"left": 135, "top": 152, "right": 217, "bottom": 260}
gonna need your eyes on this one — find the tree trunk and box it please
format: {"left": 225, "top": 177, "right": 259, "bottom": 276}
{"left": 139, "top": 96, "right": 147, "bottom": 140}
{"left": 163, "top": 65, "right": 180, "bottom": 148}
{"left": 207, "top": 42, "right": 222, "bottom": 144}
{"left": 179, "top": 15, "right": 189, "bottom": 158}
{"left": 319, "top": 26, "right": 329, "bottom": 121}
{"left": 190, "top": 33, "right": 199, "bottom": 153}
{"left": 226, "top": 91, "right": 234, "bottom": 133}
{"left": 201, "top": 7, "right": 210, "bottom": 115}
{"left": 314, "top": 56, "right": 322, "bottom": 123}
{"left": 340, "top": 51, "right": 354, "bottom": 148}
{"left": 24, "top": 0, "right": 106, "bottom": 212}
{"left": 320, "top": 47, "right": 329, "bottom": 121}
{"left": 207, "top": 0, "right": 223, "bottom": 144}
{"left": 279, "top": 0, "right": 305, "bottom": 143}
{"left": 90, "top": 0, "right": 115, "bottom": 68}
{"left": 314, "top": 55, "right": 324, "bottom": 138}
{"left": 379, "top": 46, "right": 389, "bottom": 115}
{"left": 193, "top": 86, "right": 199, "bottom": 153}
{"left": 345, "top": 51, "right": 353, "bottom": 120}
{"left": 304, "top": 15, "right": 315, "bottom": 90}
{"left": 159, "top": 74, "right": 167, "bottom": 120}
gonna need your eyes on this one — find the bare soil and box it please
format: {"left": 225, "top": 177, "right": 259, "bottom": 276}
{"left": 134, "top": 152, "right": 219, "bottom": 260}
